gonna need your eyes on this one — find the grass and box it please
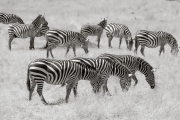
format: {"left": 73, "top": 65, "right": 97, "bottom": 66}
{"left": 0, "top": 0, "right": 180, "bottom": 119}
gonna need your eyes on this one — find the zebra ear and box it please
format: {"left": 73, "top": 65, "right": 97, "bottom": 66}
{"left": 151, "top": 68, "right": 157, "bottom": 72}
{"left": 128, "top": 74, "right": 133, "bottom": 77}
{"left": 86, "top": 39, "right": 89, "bottom": 42}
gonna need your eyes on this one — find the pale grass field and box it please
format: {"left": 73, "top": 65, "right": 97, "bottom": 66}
{"left": 0, "top": 0, "right": 180, "bottom": 120}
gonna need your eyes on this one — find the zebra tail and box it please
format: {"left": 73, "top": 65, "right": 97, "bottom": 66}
{"left": 26, "top": 67, "right": 31, "bottom": 91}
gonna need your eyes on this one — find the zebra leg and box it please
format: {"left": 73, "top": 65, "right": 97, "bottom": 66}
{"left": 9, "top": 36, "right": 14, "bottom": 50}
{"left": 125, "top": 40, "right": 129, "bottom": 49}
{"left": 72, "top": 45, "right": 76, "bottom": 57}
{"left": 65, "top": 45, "right": 70, "bottom": 57}
{"left": 119, "top": 37, "right": 122, "bottom": 49}
{"left": 159, "top": 45, "right": 165, "bottom": 56}
{"left": 73, "top": 83, "right": 78, "bottom": 97}
{"left": 36, "top": 82, "right": 48, "bottom": 105}
{"left": 108, "top": 35, "right": 113, "bottom": 48}
{"left": 134, "top": 37, "right": 139, "bottom": 54}
{"left": 29, "top": 37, "right": 35, "bottom": 50}
{"left": 140, "top": 46, "right": 145, "bottom": 57}
{"left": 29, "top": 77, "right": 36, "bottom": 100}
{"left": 132, "top": 74, "right": 138, "bottom": 86}
{"left": 97, "top": 36, "right": 101, "bottom": 48}
{"left": 102, "top": 79, "right": 112, "bottom": 96}
{"left": 65, "top": 82, "right": 74, "bottom": 103}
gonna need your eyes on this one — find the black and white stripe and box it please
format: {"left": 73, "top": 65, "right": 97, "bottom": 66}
{"left": 105, "top": 23, "right": 133, "bottom": 50}
{"left": 0, "top": 13, "right": 24, "bottom": 24}
{"left": 45, "top": 29, "right": 89, "bottom": 58}
{"left": 80, "top": 17, "right": 107, "bottom": 48}
{"left": 97, "top": 53, "right": 156, "bottom": 89}
{"left": 71, "top": 57, "right": 132, "bottom": 95}
{"left": 8, "top": 15, "right": 48, "bottom": 50}
{"left": 27, "top": 59, "right": 102, "bottom": 105}
{"left": 134, "top": 30, "right": 179, "bottom": 56}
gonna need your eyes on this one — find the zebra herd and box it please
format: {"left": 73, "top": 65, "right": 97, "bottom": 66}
{"left": 0, "top": 13, "right": 177, "bottom": 105}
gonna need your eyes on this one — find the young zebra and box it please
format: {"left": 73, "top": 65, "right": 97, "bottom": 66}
{"left": 0, "top": 13, "right": 24, "bottom": 24}
{"left": 45, "top": 29, "right": 89, "bottom": 58}
{"left": 97, "top": 53, "right": 156, "bottom": 89}
{"left": 71, "top": 57, "right": 132, "bottom": 95}
{"left": 105, "top": 23, "right": 133, "bottom": 50}
{"left": 134, "top": 30, "right": 179, "bottom": 56}
{"left": 80, "top": 17, "right": 107, "bottom": 48}
{"left": 8, "top": 14, "right": 48, "bottom": 50}
{"left": 27, "top": 59, "right": 103, "bottom": 105}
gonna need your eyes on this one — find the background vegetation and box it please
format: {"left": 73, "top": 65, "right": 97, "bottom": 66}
{"left": 0, "top": 0, "right": 180, "bottom": 119}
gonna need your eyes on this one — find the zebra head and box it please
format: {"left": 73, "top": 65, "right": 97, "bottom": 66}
{"left": 137, "top": 57, "right": 155, "bottom": 89}
{"left": 166, "top": 33, "right": 179, "bottom": 56}
{"left": 77, "top": 33, "right": 89, "bottom": 54}
{"left": 115, "top": 63, "right": 132, "bottom": 91}
{"left": 90, "top": 71, "right": 104, "bottom": 93}
{"left": 32, "top": 14, "right": 48, "bottom": 28}
{"left": 98, "top": 17, "right": 108, "bottom": 29}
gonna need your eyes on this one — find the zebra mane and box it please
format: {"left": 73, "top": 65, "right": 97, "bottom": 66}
{"left": 136, "top": 57, "right": 153, "bottom": 70}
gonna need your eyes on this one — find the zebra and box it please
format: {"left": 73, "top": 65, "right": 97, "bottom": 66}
{"left": 45, "top": 29, "right": 89, "bottom": 58}
{"left": 134, "top": 30, "right": 179, "bottom": 56}
{"left": 27, "top": 58, "right": 103, "bottom": 105}
{"left": 105, "top": 23, "right": 133, "bottom": 50}
{"left": 8, "top": 14, "right": 48, "bottom": 50}
{"left": 35, "top": 22, "right": 49, "bottom": 48}
{"left": 97, "top": 53, "right": 156, "bottom": 89}
{"left": 0, "top": 13, "right": 24, "bottom": 24}
{"left": 71, "top": 57, "right": 133, "bottom": 95}
{"left": 80, "top": 17, "right": 107, "bottom": 48}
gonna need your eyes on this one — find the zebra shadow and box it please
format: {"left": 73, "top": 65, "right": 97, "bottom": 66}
{"left": 47, "top": 98, "right": 65, "bottom": 105}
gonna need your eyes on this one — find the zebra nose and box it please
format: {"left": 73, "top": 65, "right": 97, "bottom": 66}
{"left": 151, "top": 85, "right": 155, "bottom": 89}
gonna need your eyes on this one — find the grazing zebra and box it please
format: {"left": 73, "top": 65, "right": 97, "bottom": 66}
{"left": 0, "top": 13, "right": 24, "bottom": 24}
{"left": 80, "top": 17, "right": 107, "bottom": 48}
{"left": 27, "top": 58, "right": 103, "bottom": 105}
{"left": 71, "top": 57, "right": 132, "bottom": 95}
{"left": 8, "top": 14, "right": 48, "bottom": 50}
{"left": 46, "top": 29, "right": 89, "bottom": 58}
{"left": 97, "top": 53, "right": 156, "bottom": 89}
{"left": 105, "top": 23, "right": 133, "bottom": 50}
{"left": 134, "top": 30, "right": 179, "bottom": 56}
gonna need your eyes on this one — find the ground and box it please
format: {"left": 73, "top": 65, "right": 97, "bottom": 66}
{"left": 0, "top": 0, "right": 180, "bottom": 120}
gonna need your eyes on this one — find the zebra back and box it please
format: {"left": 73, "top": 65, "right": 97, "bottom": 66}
{"left": 105, "top": 23, "right": 132, "bottom": 38}
{"left": 0, "top": 13, "right": 24, "bottom": 24}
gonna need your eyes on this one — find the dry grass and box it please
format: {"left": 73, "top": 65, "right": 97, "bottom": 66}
{"left": 0, "top": 0, "right": 180, "bottom": 119}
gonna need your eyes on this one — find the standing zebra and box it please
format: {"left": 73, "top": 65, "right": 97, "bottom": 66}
{"left": 97, "top": 53, "right": 156, "bottom": 89}
{"left": 80, "top": 17, "right": 107, "bottom": 48}
{"left": 8, "top": 14, "right": 48, "bottom": 50}
{"left": 71, "top": 57, "right": 132, "bottom": 95}
{"left": 134, "top": 30, "right": 179, "bottom": 56}
{"left": 27, "top": 59, "right": 103, "bottom": 105}
{"left": 35, "top": 22, "right": 49, "bottom": 48}
{"left": 105, "top": 23, "right": 133, "bottom": 50}
{"left": 46, "top": 29, "right": 89, "bottom": 58}
{"left": 0, "top": 13, "right": 24, "bottom": 24}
